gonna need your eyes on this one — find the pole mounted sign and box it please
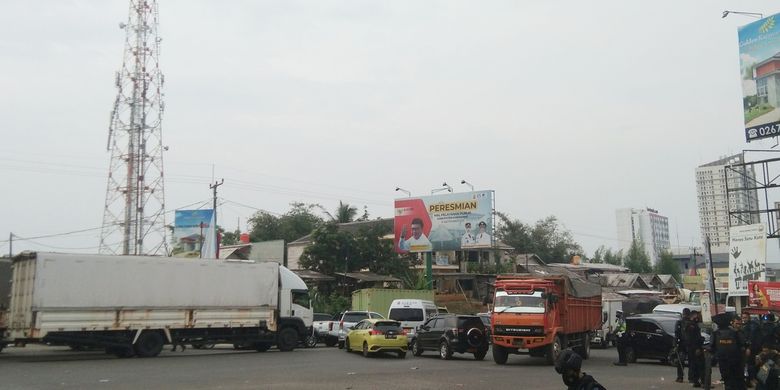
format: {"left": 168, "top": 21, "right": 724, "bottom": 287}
{"left": 728, "top": 223, "right": 767, "bottom": 296}
{"left": 738, "top": 13, "right": 780, "bottom": 142}
{"left": 394, "top": 190, "right": 494, "bottom": 253}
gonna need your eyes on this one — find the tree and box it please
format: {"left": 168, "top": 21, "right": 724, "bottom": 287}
{"left": 495, "top": 213, "right": 582, "bottom": 263}
{"left": 219, "top": 227, "right": 240, "bottom": 246}
{"left": 654, "top": 251, "right": 681, "bottom": 282}
{"left": 589, "top": 246, "right": 606, "bottom": 264}
{"left": 603, "top": 249, "right": 623, "bottom": 266}
{"left": 248, "top": 202, "right": 324, "bottom": 243}
{"left": 624, "top": 239, "right": 652, "bottom": 273}
{"left": 323, "top": 201, "right": 358, "bottom": 223}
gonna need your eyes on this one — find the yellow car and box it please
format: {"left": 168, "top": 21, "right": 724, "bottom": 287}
{"left": 344, "top": 319, "right": 408, "bottom": 358}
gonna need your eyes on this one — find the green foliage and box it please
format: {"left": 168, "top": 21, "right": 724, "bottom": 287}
{"left": 219, "top": 226, "right": 240, "bottom": 246}
{"left": 311, "top": 288, "right": 350, "bottom": 315}
{"left": 398, "top": 269, "right": 427, "bottom": 290}
{"left": 248, "top": 202, "right": 324, "bottom": 243}
{"left": 654, "top": 251, "right": 681, "bottom": 282}
{"left": 323, "top": 201, "right": 359, "bottom": 223}
{"left": 623, "top": 239, "right": 652, "bottom": 273}
{"left": 495, "top": 213, "right": 582, "bottom": 263}
{"left": 591, "top": 245, "right": 623, "bottom": 266}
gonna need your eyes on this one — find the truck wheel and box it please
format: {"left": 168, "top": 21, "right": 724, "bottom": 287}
{"left": 492, "top": 344, "right": 508, "bottom": 365}
{"left": 412, "top": 339, "right": 424, "bottom": 356}
{"left": 254, "top": 342, "right": 271, "bottom": 352}
{"left": 545, "top": 335, "right": 562, "bottom": 365}
{"left": 277, "top": 327, "right": 298, "bottom": 352}
{"left": 574, "top": 333, "right": 590, "bottom": 359}
{"left": 439, "top": 340, "right": 452, "bottom": 360}
{"left": 134, "top": 332, "right": 164, "bottom": 358}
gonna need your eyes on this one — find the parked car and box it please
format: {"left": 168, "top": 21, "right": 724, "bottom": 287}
{"left": 344, "top": 319, "right": 408, "bottom": 358}
{"left": 311, "top": 313, "right": 334, "bottom": 346}
{"left": 624, "top": 314, "right": 679, "bottom": 365}
{"left": 336, "top": 311, "right": 385, "bottom": 349}
{"left": 412, "top": 314, "right": 490, "bottom": 360}
{"left": 387, "top": 299, "right": 438, "bottom": 344}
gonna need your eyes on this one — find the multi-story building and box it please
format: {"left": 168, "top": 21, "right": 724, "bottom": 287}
{"left": 616, "top": 207, "right": 670, "bottom": 266}
{"left": 695, "top": 154, "right": 760, "bottom": 254}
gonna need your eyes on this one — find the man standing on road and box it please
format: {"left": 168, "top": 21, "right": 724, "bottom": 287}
{"left": 712, "top": 314, "right": 746, "bottom": 390}
{"left": 687, "top": 311, "right": 705, "bottom": 388}
{"left": 742, "top": 312, "right": 761, "bottom": 388}
{"left": 675, "top": 308, "right": 692, "bottom": 383}
{"left": 614, "top": 310, "right": 628, "bottom": 366}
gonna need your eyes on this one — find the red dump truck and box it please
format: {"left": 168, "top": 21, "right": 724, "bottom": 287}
{"left": 490, "top": 272, "right": 602, "bottom": 365}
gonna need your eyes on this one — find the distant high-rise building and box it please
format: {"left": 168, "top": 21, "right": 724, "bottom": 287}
{"left": 616, "top": 207, "right": 670, "bottom": 266}
{"left": 695, "top": 154, "right": 760, "bottom": 254}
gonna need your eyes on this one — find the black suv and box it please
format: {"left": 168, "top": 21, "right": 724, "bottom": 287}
{"left": 624, "top": 314, "right": 679, "bottom": 365}
{"left": 412, "top": 314, "right": 489, "bottom": 360}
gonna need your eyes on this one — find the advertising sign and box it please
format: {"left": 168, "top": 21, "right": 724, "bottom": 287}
{"left": 173, "top": 209, "right": 214, "bottom": 256}
{"left": 738, "top": 13, "right": 780, "bottom": 142}
{"left": 728, "top": 223, "right": 767, "bottom": 295}
{"left": 748, "top": 281, "right": 780, "bottom": 310}
{"left": 394, "top": 190, "right": 493, "bottom": 253}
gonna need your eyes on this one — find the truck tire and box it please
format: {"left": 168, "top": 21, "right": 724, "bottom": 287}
{"left": 254, "top": 342, "right": 271, "bottom": 352}
{"left": 545, "top": 335, "right": 562, "bottom": 365}
{"left": 574, "top": 333, "right": 590, "bottom": 359}
{"left": 492, "top": 344, "right": 508, "bottom": 365}
{"left": 134, "top": 332, "right": 164, "bottom": 358}
{"left": 277, "top": 327, "right": 298, "bottom": 352}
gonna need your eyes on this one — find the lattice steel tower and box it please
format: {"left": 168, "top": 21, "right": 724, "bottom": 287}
{"left": 100, "top": 0, "right": 167, "bottom": 255}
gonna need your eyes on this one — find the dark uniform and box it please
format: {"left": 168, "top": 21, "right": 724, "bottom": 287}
{"left": 614, "top": 313, "right": 628, "bottom": 366}
{"left": 713, "top": 324, "right": 746, "bottom": 390}
{"left": 743, "top": 316, "right": 761, "bottom": 387}
{"left": 676, "top": 316, "right": 690, "bottom": 382}
{"left": 556, "top": 349, "right": 607, "bottom": 390}
{"left": 686, "top": 312, "right": 705, "bottom": 387}
{"left": 756, "top": 349, "right": 780, "bottom": 390}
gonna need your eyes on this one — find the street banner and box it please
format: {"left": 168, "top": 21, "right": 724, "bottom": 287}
{"left": 748, "top": 281, "right": 780, "bottom": 310}
{"left": 738, "top": 13, "right": 780, "bottom": 142}
{"left": 173, "top": 209, "right": 214, "bottom": 256}
{"left": 394, "top": 190, "right": 493, "bottom": 253}
{"left": 728, "top": 223, "right": 767, "bottom": 295}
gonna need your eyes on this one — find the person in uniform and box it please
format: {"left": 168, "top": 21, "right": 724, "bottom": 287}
{"left": 760, "top": 313, "right": 778, "bottom": 352}
{"left": 460, "top": 222, "right": 475, "bottom": 248}
{"left": 743, "top": 312, "right": 761, "bottom": 388}
{"left": 475, "top": 221, "right": 491, "bottom": 246}
{"left": 755, "top": 348, "right": 780, "bottom": 390}
{"left": 687, "top": 310, "right": 705, "bottom": 387}
{"left": 614, "top": 310, "right": 628, "bottom": 366}
{"left": 555, "top": 349, "right": 606, "bottom": 390}
{"left": 712, "top": 314, "right": 746, "bottom": 390}
{"left": 676, "top": 307, "right": 692, "bottom": 383}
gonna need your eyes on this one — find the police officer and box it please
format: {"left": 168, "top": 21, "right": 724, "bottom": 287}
{"left": 760, "top": 313, "right": 778, "bottom": 351}
{"left": 555, "top": 348, "right": 606, "bottom": 390}
{"left": 614, "top": 310, "right": 628, "bottom": 366}
{"left": 712, "top": 314, "right": 746, "bottom": 390}
{"left": 676, "top": 307, "right": 692, "bottom": 383}
{"left": 742, "top": 312, "right": 761, "bottom": 388}
{"left": 687, "top": 310, "right": 705, "bottom": 388}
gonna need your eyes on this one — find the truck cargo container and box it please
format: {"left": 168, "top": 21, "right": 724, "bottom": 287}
{"left": 490, "top": 272, "right": 601, "bottom": 365}
{"left": 1, "top": 252, "right": 313, "bottom": 357}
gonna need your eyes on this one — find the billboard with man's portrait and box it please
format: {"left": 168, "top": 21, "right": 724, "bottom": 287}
{"left": 738, "top": 13, "right": 780, "bottom": 142}
{"left": 394, "top": 190, "right": 494, "bottom": 253}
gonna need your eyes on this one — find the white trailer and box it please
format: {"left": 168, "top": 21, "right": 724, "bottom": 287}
{"left": 592, "top": 296, "right": 622, "bottom": 348}
{"left": 2, "top": 252, "right": 313, "bottom": 357}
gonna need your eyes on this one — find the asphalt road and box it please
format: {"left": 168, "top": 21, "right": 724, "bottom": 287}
{"left": 0, "top": 344, "right": 718, "bottom": 389}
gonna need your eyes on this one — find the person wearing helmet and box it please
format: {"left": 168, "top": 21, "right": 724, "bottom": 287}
{"left": 613, "top": 310, "right": 628, "bottom": 366}
{"left": 555, "top": 349, "right": 605, "bottom": 390}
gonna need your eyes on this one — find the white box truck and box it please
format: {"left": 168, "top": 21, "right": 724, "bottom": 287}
{"left": 1, "top": 252, "right": 313, "bottom": 357}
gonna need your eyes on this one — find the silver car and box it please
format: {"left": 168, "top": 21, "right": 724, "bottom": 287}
{"left": 336, "top": 311, "right": 384, "bottom": 348}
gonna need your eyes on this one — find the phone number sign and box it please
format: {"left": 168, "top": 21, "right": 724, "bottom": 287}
{"left": 746, "top": 121, "right": 780, "bottom": 142}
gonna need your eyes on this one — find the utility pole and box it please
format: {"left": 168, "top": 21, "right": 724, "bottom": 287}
{"left": 8, "top": 233, "right": 12, "bottom": 258}
{"left": 210, "top": 179, "right": 224, "bottom": 259}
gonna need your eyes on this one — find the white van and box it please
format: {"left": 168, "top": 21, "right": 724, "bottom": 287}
{"left": 388, "top": 299, "right": 438, "bottom": 342}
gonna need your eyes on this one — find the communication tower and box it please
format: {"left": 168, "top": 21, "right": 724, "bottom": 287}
{"left": 99, "top": 0, "right": 167, "bottom": 255}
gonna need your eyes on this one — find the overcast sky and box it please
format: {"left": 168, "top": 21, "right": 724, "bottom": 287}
{"left": 2, "top": 0, "right": 779, "bottom": 257}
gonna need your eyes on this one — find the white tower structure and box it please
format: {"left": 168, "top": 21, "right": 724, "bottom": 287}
{"left": 616, "top": 207, "right": 670, "bottom": 266}
{"left": 100, "top": 0, "right": 167, "bottom": 255}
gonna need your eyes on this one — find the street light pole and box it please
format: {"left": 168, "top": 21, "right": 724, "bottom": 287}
{"left": 460, "top": 180, "right": 474, "bottom": 191}
{"left": 722, "top": 10, "right": 763, "bottom": 19}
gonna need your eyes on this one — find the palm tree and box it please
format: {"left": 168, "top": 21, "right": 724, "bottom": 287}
{"left": 323, "top": 201, "right": 358, "bottom": 223}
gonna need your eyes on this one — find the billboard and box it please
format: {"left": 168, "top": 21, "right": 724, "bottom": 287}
{"left": 738, "top": 13, "right": 780, "bottom": 142}
{"left": 748, "top": 281, "right": 780, "bottom": 310}
{"left": 173, "top": 209, "right": 215, "bottom": 256}
{"left": 394, "top": 190, "right": 494, "bottom": 253}
{"left": 728, "top": 223, "right": 767, "bottom": 295}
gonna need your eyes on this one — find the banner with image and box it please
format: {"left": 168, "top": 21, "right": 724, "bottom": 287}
{"left": 728, "top": 223, "right": 767, "bottom": 295}
{"left": 173, "top": 209, "right": 215, "bottom": 256}
{"left": 738, "top": 13, "right": 780, "bottom": 142}
{"left": 394, "top": 190, "right": 494, "bottom": 253}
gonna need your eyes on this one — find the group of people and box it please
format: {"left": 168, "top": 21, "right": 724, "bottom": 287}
{"left": 676, "top": 309, "right": 780, "bottom": 390}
